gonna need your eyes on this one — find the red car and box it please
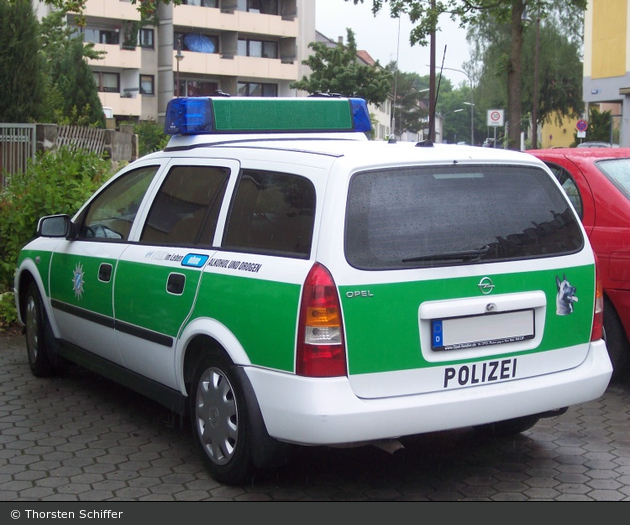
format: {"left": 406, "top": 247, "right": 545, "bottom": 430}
{"left": 528, "top": 147, "right": 630, "bottom": 379}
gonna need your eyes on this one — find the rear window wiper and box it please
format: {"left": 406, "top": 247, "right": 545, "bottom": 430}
{"left": 402, "top": 245, "right": 490, "bottom": 263}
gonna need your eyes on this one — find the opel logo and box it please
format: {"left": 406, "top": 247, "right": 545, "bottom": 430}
{"left": 478, "top": 277, "right": 495, "bottom": 295}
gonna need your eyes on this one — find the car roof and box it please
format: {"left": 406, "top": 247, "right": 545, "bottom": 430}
{"left": 527, "top": 147, "right": 630, "bottom": 160}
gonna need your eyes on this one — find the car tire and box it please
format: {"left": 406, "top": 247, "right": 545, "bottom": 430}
{"left": 24, "top": 281, "right": 58, "bottom": 377}
{"left": 603, "top": 298, "right": 630, "bottom": 380}
{"left": 190, "top": 353, "right": 254, "bottom": 485}
{"left": 473, "top": 414, "right": 540, "bottom": 437}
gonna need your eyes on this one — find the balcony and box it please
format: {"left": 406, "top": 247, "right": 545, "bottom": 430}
{"left": 83, "top": 0, "right": 141, "bottom": 21}
{"left": 175, "top": 51, "right": 298, "bottom": 80}
{"left": 173, "top": 5, "right": 297, "bottom": 37}
{"left": 98, "top": 92, "right": 142, "bottom": 118}
{"left": 88, "top": 43, "right": 141, "bottom": 70}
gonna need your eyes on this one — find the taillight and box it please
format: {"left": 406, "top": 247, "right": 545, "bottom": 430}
{"left": 592, "top": 258, "right": 604, "bottom": 341}
{"left": 296, "top": 263, "right": 347, "bottom": 377}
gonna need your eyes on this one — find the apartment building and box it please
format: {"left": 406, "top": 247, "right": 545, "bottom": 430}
{"left": 35, "top": 0, "right": 315, "bottom": 125}
{"left": 583, "top": 0, "right": 630, "bottom": 146}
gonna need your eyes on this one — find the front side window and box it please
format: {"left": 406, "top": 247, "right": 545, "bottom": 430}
{"left": 141, "top": 166, "right": 229, "bottom": 247}
{"left": 223, "top": 170, "right": 315, "bottom": 258}
{"left": 78, "top": 166, "right": 159, "bottom": 241}
{"left": 345, "top": 165, "right": 584, "bottom": 270}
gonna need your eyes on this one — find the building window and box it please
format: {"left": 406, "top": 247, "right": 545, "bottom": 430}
{"left": 237, "top": 39, "right": 277, "bottom": 58}
{"left": 237, "top": 82, "right": 277, "bottom": 97}
{"left": 93, "top": 72, "right": 120, "bottom": 93}
{"left": 176, "top": 32, "right": 218, "bottom": 54}
{"left": 83, "top": 28, "right": 120, "bottom": 45}
{"left": 139, "top": 28, "right": 154, "bottom": 49}
{"left": 177, "top": 80, "right": 219, "bottom": 97}
{"left": 140, "top": 75, "right": 155, "bottom": 95}
{"left": 182, "top": 0, "right": 218, "bottom": 6}
{"left": 237, "top": 0, "right": 278, "bottom": 14}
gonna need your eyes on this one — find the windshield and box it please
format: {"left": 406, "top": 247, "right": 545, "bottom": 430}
{"left": 345, "top": 164, "right": 583, "bottom": 270}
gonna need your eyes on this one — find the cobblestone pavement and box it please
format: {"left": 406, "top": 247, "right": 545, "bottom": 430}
{"left": 1, "top": 332, "right": 630, "bottom": 501}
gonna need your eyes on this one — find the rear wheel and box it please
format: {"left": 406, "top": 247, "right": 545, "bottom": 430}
{"left": 473, "top": 415, "right": 540, "bottom": 437}
{"left": 603, "top": 298, "right": 630, "bottom": 380}
{"left": 190, "top": 353, "right": 254, "bottom": 485}
{"left": 24, "top": 281, "right": 57, "bottom": 377}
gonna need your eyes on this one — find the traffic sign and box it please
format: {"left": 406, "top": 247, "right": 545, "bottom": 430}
{"left": 576, "top": 119, "right": 588, "bottom": 132}
{"left": 487, "top": 109, "right": 504, "bottom": 127}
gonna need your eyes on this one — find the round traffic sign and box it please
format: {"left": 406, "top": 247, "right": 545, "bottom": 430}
{"left": 576, "top": 119, "right": 588, "bottom": 132}
{"left": 490, "top": 111, "right": 501, "bottom": 123}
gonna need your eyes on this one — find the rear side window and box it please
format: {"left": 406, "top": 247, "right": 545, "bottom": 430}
{"left": 596, "top": 157, "right": 630, "bottom": 200}
{"left": 345, "top": 165, "right": 583, "bottom": 270}
{"left": 544, "top": 162, "right": 583, "bottom": 218}
{"left": 223, "top": 169, "right": 315, "bottom": 258}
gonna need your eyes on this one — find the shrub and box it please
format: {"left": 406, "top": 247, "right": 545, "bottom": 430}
{"left": 136, "top": 119, "right": 169, "bottom": 157}
{"left": 0, "top": 146, "right": 115, "bottom": 331}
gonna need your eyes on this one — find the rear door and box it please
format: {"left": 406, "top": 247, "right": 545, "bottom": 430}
{"left": 112, "top": 159, "right": 236, "bottom": 388}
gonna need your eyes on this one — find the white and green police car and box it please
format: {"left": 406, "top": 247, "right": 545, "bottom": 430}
{"left": 14, "top": 96, "right": 612, "bottom": 484}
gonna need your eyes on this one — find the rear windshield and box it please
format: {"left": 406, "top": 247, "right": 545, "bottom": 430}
{"left": 345, "top": 164, "right": 583, "bottom": 270}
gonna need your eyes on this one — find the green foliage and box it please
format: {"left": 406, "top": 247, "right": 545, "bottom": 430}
{"left": 136, "top": 119, "right": 169, "bottom": 156}
{"left": 291, "top": 28, "right": 392, "bottom": 107}
{"left": 572, "top": 107, "right": 613, "bottom": 146}
{"left": 0, "top": 147, "right": 114, "bottom": 316}
{"left": 0, "top": 0, "right": 46, "bottom": 123}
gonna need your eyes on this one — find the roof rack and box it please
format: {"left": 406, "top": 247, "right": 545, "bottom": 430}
{"left": 164, "top": 96, "right": 371, "bottom": 136}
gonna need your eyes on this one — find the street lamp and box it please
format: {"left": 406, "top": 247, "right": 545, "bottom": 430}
{"left": 438, "top": 108, "right": 464, "bottom": 143}
{"left": 175, "top": 38, "right": 184, "bottom": 98}
{"left": 428, "top": 65, "right": 474, "bottom": 145}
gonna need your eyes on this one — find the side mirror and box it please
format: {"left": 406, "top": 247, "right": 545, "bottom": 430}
{"left": 37, "top": 214, "right": 75, "bottom": 239}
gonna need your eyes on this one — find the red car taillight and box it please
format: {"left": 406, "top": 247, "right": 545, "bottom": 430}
{"left": 296, "top": 263, "right": 347, "bottom": 377}
{"left": 592, "top": 258, "right": 604, "bottom": 341}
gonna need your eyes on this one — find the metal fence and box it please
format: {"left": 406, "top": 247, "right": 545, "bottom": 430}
{"left": 0, "top": 124, "right": 36, "bottom": 187}
{"left": 57, "top": 125, "right": 106, "bottom": 156}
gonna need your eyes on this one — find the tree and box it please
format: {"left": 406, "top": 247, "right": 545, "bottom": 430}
{"left": 291, "top": 28, "right": 392, "bottom": 107}
{"left": 0, "top": 0, "right": 46, "bottom": 123}
{"left": 390, "top": 66, "right": 433, "bottom": 136}
{"left": 572, "top": 107, "right": 612, "bottom": 146}
{"left": 39, "top": 9, "right": 106, "bottom": 126}
{"left": 469, "top": 2, "right": 584, "bottom": 148}
{"left": 350, "top": 0, "right": 587, "bottom": 150}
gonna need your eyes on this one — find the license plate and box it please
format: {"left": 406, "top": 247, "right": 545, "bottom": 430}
{"left": 431, "top": 309, "right": 535, "bottom": 351}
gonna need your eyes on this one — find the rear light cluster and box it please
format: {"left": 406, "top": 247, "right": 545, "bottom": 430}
{"left": 592, "top": 258, "right": 604, "bottom": 341}
{"left": 296, "top": 263, "right": 347, "bottom": 377}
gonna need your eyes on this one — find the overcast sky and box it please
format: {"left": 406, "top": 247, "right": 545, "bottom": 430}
{"left": 315, "top": 0, "right": 472, "bottom": 86}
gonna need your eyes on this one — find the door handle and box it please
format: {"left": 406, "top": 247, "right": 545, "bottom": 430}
{"left": 98, "top": 263, "right": 113, "bottom": 282}
{"left": 167, "top": 273, "right": 186, "bottom": 295}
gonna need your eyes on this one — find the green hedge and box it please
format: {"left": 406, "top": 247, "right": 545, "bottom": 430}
{"left": 0, "top": 146, "right": 115, "bottom": 331}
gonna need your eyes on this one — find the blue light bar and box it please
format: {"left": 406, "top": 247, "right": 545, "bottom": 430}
{"left": 164, "top": 96, "right": 372, "bottom": 136}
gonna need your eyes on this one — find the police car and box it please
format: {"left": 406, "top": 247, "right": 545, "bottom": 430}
{"left": 14, "top": 96, "right": 613, "bottom": 485}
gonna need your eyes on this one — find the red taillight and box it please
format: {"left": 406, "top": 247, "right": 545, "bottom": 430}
{"left": 592, "top": 258, "right": 604, "bottom": 341}
{"left": 296, "top": 263, "right": 347, "bottom": 377}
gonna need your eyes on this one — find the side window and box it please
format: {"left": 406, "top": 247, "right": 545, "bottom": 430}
{"left": 140, "top": 165, "right": 229, "bottom": 246}
{"left": 546, "top": 162, "right": 583, "bottom": 218}
{"left": 223, "top": 170, "right": 315, "bottom": 258}
{"left": 78, "top": 166, "right": 159, "bottom": 241}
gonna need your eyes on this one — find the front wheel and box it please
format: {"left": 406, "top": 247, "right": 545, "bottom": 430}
{"left": 473, "top": 415, "right": 540, "bottom": 437}
{"left": 24, "top": 281, "right": 57, "bottom": 377}
{"left": 190, "top": 354, "right": 254, "bottom": 485}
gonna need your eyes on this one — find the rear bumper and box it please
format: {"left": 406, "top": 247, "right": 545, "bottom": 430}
{"left": 245, "top": 340, "right": 612, "bottom": 446}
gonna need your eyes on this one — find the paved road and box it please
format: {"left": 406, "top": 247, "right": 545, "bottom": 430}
{"left": 1, "top": 332, "right": 630, "bottom": 501}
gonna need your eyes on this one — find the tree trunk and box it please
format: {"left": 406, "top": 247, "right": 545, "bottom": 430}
{"left": 507, "top": 0, "right": 526, "bottom": 150}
